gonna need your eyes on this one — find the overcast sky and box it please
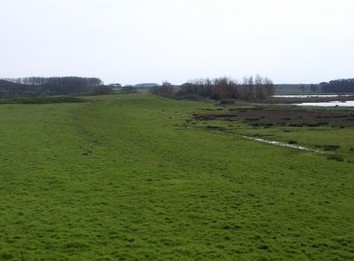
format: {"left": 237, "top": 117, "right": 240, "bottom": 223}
{"left": 1, "top": 0, "right": 353, "bottom": 85}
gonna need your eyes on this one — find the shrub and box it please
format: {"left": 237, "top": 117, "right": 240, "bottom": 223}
{"left": 220, "top": 99, "right": 235, "bottom": 105}
{"left": 150, "top": 82, "right": 174, "bottom": 97}
{"left": 307, "top": 123, "right": 320, "bottom": 127}
{"left": 288, "top": 140, "right": 297, "bottom": 145}
{"left": 262, "top": 123, "right": 273, "bottom": 127}
{"left": 327, "top": 154, "right": 344, "bottom": 161}
{"left": 245, "top": 118, "right": 260, "bottom": 121}
{"left": 289, "top": 123, "right": 303, "bottom": 127}
{"left": 318, "top": 122, "right": 329, "bottom": 125}
{"left": 323, "top": 144, "right": 341, "bottom": 151}
{"left": 206, "top": 125, "right": 224, "bottom": 130}
{"left": 91, "top": 85, "right": 113, "bottom": 95}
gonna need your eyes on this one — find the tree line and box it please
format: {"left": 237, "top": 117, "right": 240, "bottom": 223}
{"left": 151, "top": 76, "right": 274, "bottom": 101}
{"left": 0, "top": 77, "right": 104, "bottom": 97}
{"left": 320, "top": 79, "right": 354, "bottom": 93}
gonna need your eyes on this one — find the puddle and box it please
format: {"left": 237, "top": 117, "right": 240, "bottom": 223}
{"left": 187, "top": 125, "right": 326, "bottom": 154}
{"left": 243, "top": 136, "right": 324, "bottom": 153}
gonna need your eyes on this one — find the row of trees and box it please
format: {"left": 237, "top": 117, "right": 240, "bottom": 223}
{"left": 320, "top": 79, "right": 354, "bottom": 93}
{"left": 298, "top": 79, "right": 354, "bottom": 93}
{"left": 151, "top": 76, "right": 274, "bottom": 101}
{"left": 0, "top": 77, "right": 104, "bottom": 97}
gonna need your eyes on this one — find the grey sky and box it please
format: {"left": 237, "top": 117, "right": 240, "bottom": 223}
{"left": 1, "top": 0, "right": 353, "bottom": 85}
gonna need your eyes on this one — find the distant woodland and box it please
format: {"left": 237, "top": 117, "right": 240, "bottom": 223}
{"left": 1, "top": 76, "right": 353, "bottom": 99}
{"left": 320, "top": 79, "right": 354, "bottom": 93}
{"left": 276, "top": 79, "right": 354, "bottom": 95}
{"left": 151, "top": 76, "right": 274, "bottom": 101}
{"left": 0, "top": 77, "right": 107, "bottom": 98}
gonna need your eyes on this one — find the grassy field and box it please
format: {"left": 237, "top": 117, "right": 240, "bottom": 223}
{"left": 0, "top": 94, "right": 353, "bottom": 260}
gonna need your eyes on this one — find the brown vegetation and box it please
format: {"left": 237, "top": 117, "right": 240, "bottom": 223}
{"left": 150, "top": 76, "right": 274, "bottom": 101}
{"left": 179, "top": 76, "right": 274, "bottom": 100}
{"left": 194, "top": 106, "right": 354, "bottom": 128}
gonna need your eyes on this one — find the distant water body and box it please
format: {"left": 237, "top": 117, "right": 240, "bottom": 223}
{"left": 273, "top": 94, "right": 352, "bottom": 98}
{"left": 296, "top": 101, "right": 354, "bottom": 107}
{"left": 273, "top": 94, "right": 354, "bottom": 107}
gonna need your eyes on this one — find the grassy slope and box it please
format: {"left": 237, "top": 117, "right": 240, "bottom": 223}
{"left": 0, "top": 94, "right": 353, "bottom": 261}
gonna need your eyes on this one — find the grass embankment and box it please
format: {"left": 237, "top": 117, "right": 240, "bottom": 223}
{"left": 0, "top": 94, "right": 353, "bottom": 260}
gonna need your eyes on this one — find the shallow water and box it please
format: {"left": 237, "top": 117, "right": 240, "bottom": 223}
{"left": 243, "top": 136, "right": 324, "bottom": 153}
{"left": 274, "top": 94, "right": 352, "bottom": 98}
{"left": 296, "top": 101, "right": 354, "bottom": 107}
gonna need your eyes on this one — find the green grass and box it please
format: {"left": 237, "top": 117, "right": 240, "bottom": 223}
{"left": 0, "top": 96, "right": 87, "bottom": 104}
{"left": 0, "top": 94, "right": 353, "bottom": 260}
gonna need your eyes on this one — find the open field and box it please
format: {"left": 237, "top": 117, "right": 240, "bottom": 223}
{"left": 0, "top": 94, "right": 353, "bottom": 260}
